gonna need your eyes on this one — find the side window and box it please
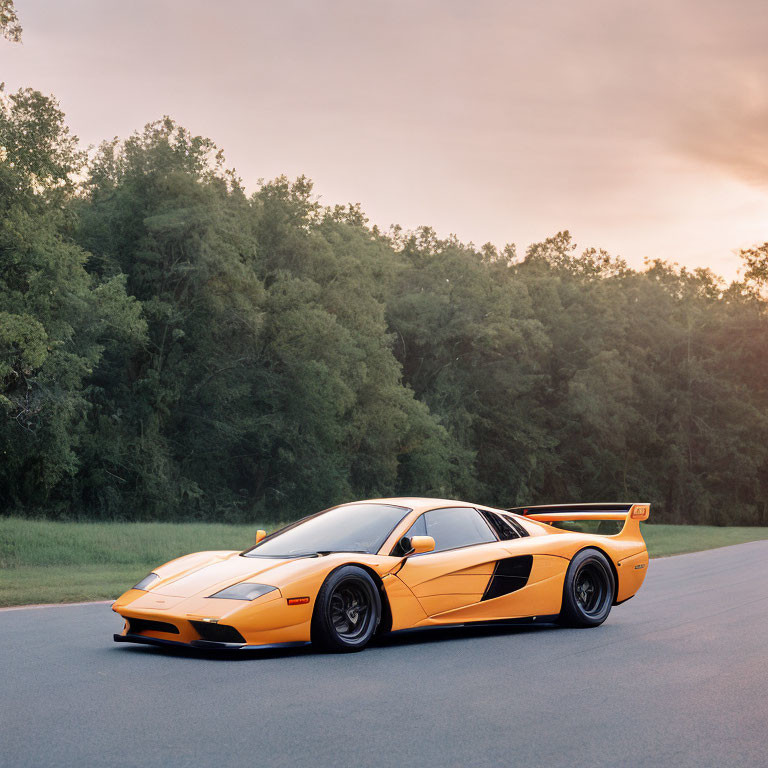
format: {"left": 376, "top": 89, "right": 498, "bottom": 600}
{"left": 390, "top": 514, "right": 427, "bottom": 556}
{"left": 479, "top": 510, "right": 528, "bottom": 540}
{"left": 424, "top": 507, "right": 496, "bottom": 553}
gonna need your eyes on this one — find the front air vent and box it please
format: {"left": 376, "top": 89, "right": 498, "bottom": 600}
{"left": 127, "top": 618, "right": 180, "bottom": 635}
{"left": 190, "top": 621, "right": 247, "bottom": 644}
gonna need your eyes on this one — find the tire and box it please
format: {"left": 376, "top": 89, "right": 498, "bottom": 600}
{"left": 311, "top": 566, "right": 381, "bottom": 652}
{"left": 558, "top": 549, "right": 615, "bottom": 628}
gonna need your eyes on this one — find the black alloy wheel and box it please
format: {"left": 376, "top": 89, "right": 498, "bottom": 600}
{"left": 329, "top": 581, "right": 371, "bottom": 641}
{"left": 312, "top": 566, "right": 381, "bottom": 652}
{"left": 558, "top": 549, "right": 615, "bottom": 628}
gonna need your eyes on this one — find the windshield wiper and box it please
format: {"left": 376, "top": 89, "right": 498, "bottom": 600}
{"left": 282, "top": 552, "right": 322, "bottom": 558}
{"left": 315, "top": 550, "right": 369, "bottom": 555}
{"left": 286, "top": 550, "right": 369, "bottom": 557}
{"left": 252, "top": 549, "right": 371, "bottom": 558}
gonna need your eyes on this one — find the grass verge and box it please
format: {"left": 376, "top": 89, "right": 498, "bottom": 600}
{"left": 0, "top": 518, "right": 271, "bottom": 607}
{"left": 640, "top": 524, "right": 768, "bottom": 557}
{"left": 2, "top": 518, "right": 767, "bottom": 607}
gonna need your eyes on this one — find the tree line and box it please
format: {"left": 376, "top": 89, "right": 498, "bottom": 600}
{"left": 1, "top": 88, "right": 767, "bottom": 525}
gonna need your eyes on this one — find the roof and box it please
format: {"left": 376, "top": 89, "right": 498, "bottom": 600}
{"left": 338, "top": 497, "right": 506, "bottom": 514}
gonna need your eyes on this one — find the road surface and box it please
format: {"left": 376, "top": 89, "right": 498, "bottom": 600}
{"left": 2, "top": 542, "right": 767, "bottom": 768}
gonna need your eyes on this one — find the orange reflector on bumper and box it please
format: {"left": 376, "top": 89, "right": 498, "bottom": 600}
{"left": 287, "top": 597, "right": 310, "bottom": 606}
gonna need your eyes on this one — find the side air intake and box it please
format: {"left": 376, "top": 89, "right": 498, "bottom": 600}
{"left": 481, "top": 555, "right": 533, "bottom": 601}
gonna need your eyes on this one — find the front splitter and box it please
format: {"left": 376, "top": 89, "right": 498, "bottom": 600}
{"left": 113, "top": 632, "right": 310, "bottom": 651}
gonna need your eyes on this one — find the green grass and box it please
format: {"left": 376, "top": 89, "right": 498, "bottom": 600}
{"left": 0, "top": 518, "right": 273, "bottom": 607}
{"left": 640, "top": 524, "right": 768, "bottom": 558}
{"left": 1, "top": 518, "right": 767, "bottom": 607}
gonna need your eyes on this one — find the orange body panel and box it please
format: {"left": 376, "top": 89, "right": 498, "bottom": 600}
{"left": 112, "top": 498, "right": 651, "bottom": 649}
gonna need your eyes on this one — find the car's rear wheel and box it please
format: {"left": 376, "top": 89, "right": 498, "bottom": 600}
{"left": 558, "top": 549, "right": 615, "bottom": 627}
{"left": 311, "top": 566, "right": 381, "bottom": 652}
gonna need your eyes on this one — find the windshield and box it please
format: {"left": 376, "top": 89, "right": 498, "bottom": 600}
{"left": 243, "top": 503, "right": 410, "bottom": 558}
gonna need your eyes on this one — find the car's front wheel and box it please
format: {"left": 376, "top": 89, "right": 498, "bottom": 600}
{"left": 558, "top": 549, "right": 615, "bottom": 627}
{"left": 311, "top": 566, "right": 381, "bottom": 652}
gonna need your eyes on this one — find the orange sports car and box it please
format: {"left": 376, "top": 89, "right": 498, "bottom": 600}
{"left": 112, "top": 498, "right": 650, "bottom": 653}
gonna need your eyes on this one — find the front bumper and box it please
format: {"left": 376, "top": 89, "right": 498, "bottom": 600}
{"left": 112, "top": 586, "right": 314, "bottom": 649}
{"left": 113, "top": 632, "right": 309, "bottom": 651}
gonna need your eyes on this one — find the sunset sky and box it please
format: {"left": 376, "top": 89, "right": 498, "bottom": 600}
{"left": 3, "top": 0, "right": 767, "bottom": 279}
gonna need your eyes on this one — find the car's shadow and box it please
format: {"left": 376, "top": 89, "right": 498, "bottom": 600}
{"left": 112, "top": 620, "right": 559, "bottom": 662}
{"left": 371, "top": 621, "right": 557, "bottom": 649}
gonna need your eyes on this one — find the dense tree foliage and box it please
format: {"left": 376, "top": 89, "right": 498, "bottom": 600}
{"left": 0, "top": 0, "right": 21, "bottom": 43}
{"left": 2, "top": 90, "right": 767, "bottom": 523}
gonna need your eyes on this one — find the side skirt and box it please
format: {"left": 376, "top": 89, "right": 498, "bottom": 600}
{"left": 386, "top": 614, "right": 560, "bottom": 639}
{"left": 465, "top": 614, "right": 560, "bottom": 627}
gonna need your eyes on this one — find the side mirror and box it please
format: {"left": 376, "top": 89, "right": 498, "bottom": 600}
{"left": 408, "top": 535, "right": 435, "bottom": 555}
{"left": 255, "top": 529, "right": 267, "bottom": 544}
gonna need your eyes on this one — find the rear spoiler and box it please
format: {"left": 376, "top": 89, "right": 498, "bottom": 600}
{"left": 508, "top": 502, "right": 650, "bottom": 538}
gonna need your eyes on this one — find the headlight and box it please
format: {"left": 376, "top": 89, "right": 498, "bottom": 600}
{"left": 209, "top": 583, "right": 278, "bottom": 601}
{"left": 133, "top": 572, "right": 160, "bottom": 591}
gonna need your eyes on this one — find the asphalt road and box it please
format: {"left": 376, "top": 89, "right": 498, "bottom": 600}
{"left": 2, "top": 542, "right": 767, "bottom": 768}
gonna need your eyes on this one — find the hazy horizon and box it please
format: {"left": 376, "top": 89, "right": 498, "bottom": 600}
{"left": 3, "top": 0, "right": 767, "bottom": 279}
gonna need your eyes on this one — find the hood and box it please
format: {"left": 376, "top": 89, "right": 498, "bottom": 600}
{"left": 152, "top": 554, "right": 296, "bottom": 598}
